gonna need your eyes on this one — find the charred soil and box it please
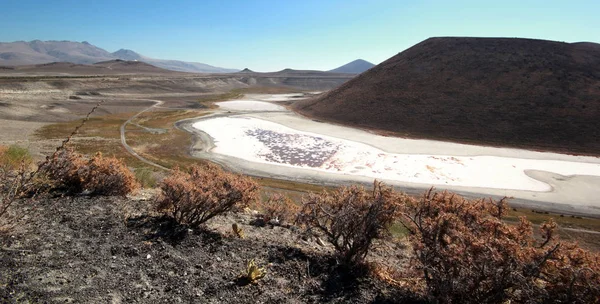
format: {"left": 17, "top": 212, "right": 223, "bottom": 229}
{"left": 0, "top": 194, "right": 410, "bottom": 303}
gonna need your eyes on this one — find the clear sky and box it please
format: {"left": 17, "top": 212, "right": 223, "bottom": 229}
{"left": 0, "top": 0, "right": 598, "bottom": 71}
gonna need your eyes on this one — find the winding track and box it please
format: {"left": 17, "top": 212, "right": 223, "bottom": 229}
{"left": 119, "top": 98, "right": 170, "bottom": 170}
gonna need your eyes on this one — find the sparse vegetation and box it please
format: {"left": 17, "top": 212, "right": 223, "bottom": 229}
{"left": 2, "top": 73, "right": 600, "bottom": 302}
{"left": 156, "top": 164, "right": 259, "bottom": 228}
{"left": 296, "top": 181, "right": 405, "bottom": 266}
{"left": 0, "top": 145, "right": 33, "bottom": 172}
{"left": 134, "top": 167, "right": 159, "bottom": 188}
{"left": 0, "top": 162, "right": 33, "bottom": 233}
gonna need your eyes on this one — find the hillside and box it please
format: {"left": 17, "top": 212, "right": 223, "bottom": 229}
{"left": 0, "top": 59, "right": 176, "bottom": 75}
{"left": 294, "top": 37, "right": 600, "bottom": 155}
{"left": 0, "top": 40, "right": 237, "bottom": 73}
{"left": 328, "top": 59, "right": 375, "bottom": 74}
{"left": 0, "top": 40, "right": 114, "bottom": 65}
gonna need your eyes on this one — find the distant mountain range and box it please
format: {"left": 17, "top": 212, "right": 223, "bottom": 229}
{"left": 328, "top": 59, "right": 374, "bottom": 74}
{"left": 0, "top": 40, "right": 238, "bottom": 73}
{"left": 0, "top": 40, "right": 374, "bottom": 74}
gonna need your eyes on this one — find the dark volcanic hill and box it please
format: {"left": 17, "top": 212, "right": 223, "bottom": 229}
{"left": 294, "top": 37, "right": 600, "bottom": 155}
{"left": 328, "top": 59, "right": 375, "bottom": 74}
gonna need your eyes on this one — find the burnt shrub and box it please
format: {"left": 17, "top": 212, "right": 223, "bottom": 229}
{"left": 38, "top": 147, "right": 138, "bottom": 196}
{"left": 156, "top": 164, "right": 259, "bottom": 228}
{"left": 84, "top": 152, "right": 139, "bottom": 196}
{"left": 37, "top": 146, "right": 86, "bottom": 194}
{"left": 255, "top": 193, "right": 300, "bottom": 226}
{"left": 399, "top": 189, "right": 600, "bottom": 304}
{"left": 296, "top": 181, "right": 405, "bottom": 266}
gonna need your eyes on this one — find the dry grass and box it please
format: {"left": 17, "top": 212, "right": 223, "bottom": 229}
{"left": 35, "top": 109, "right": 208, "bottom": 170}
{"left": 38, "top": 147, "right": 139, "bottom": 196}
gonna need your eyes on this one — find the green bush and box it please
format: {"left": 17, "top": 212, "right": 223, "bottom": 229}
{"left": 0, "top": 145, "right": 33, "bottom": 171}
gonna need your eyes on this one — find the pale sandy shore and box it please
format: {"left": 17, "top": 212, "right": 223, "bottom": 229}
{"left": 178, "top": 96, "right": 600, "bottom": 217}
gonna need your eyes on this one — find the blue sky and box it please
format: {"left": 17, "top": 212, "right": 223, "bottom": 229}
{"left": 0, "top": 0, "right": 598, "bottom": 71}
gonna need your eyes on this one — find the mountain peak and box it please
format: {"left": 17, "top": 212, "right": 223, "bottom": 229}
{"left": 329, "top": 59, "right": 375, "bottom": 74}
{"left": 112, "top": 49, "right": 142, "bottom": 61}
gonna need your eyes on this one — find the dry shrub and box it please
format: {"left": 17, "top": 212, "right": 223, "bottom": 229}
{"left": 38, "top": 147, "right": 138, "bottom": 196}
{"left": 156, "top": 164, "right": 259, "bottom": 228}
{"left": 400, "top": 189, "right": 600, "bottom": 304}
{"left": 296, "top": 181, "right": 405, "bottom": 266}
{"left": 255, "top": 193, "right": 300, "bottom": 226}
{"left": 85, "top": 152, "right": 139, "bottom": 196}
{"left": 1, "top": 103, "right": 103, "bottom": 234}
{"left": 37, "top": 146, "right": 87, "bottom": 194}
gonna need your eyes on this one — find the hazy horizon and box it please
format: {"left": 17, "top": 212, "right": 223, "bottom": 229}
{"left": 1, "top": 0, "right": 598, "bottom": 71}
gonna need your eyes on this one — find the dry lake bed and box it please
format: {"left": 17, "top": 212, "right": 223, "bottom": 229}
{"left": 181, "top": 94, "right": 600, "bottom": 216}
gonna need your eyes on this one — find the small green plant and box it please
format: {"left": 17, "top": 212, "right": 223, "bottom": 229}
{"left": 243, "top": 259, "right": 266, "bottom": 284}
{"left": 232, "top": 223, "right": 244, "bottom": 238}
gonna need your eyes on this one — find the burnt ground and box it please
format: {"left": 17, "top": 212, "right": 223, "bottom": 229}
{"left": 0, "top": 193, "right": 414, "bottom": 303}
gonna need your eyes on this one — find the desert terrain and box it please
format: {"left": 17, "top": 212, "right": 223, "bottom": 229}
{"left": 1, "top": 38, "right": 600, "bottom": 302}
{"left": 1, "top": 58, "right": 599, "bottom": 218}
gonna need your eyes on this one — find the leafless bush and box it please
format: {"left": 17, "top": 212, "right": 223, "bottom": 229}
{"left": 399, "top": 189, "right": 600, "bottom": 304}
{"left": 296, "top": 181, "right": 405, "bottom": 266}
{"left": 37, "top": 146, "right": 87, "bottom": 194}
{"left": 156, "top": 164, "right": 259, "bottom": 228}
{"left": 255, "top": 193, "right": 300, "bottom": 226}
